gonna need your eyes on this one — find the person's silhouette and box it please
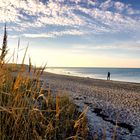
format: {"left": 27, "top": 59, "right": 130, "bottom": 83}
{"left": 107, "top": 72, "right": 110, "bottom": 80}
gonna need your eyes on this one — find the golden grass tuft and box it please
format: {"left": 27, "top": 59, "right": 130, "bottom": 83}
{"left": 0, "top": 61, "right": 88, "bottom": 140}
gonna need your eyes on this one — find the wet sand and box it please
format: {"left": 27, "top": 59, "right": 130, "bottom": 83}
{"left": 40, "top": 72, "right": 140, "bottom": 139}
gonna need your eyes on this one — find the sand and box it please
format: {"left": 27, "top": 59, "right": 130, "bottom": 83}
{"left": 40, "top": 72, "right": 140, "bottom": 139}
{"left": 12, "top": 70, "right": 140, "bottom": 139}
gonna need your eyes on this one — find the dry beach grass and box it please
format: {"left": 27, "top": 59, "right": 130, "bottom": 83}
{"left": 0, "top": 63, "right": 89, "bottom": 140}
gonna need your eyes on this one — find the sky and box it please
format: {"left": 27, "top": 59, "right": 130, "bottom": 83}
{"left": 0, "top": 0, "right": 140, "bottom": 67}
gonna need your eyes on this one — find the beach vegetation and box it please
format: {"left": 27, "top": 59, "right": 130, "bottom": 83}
{"left": 0, "top": 24, "right": 8, "bottom": 63}
{"left": 0, "top": 25, "right": 88, "bottom": 140}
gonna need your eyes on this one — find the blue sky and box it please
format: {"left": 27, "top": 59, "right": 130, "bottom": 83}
{"left": 0, "top": 0, "right": 140, "bottom": 67}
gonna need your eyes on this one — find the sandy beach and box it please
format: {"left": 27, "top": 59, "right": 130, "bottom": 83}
{"left": 39, "top": 71, "right": 140, "bottom": 139}
{"left": 12, "top": 69, "right": 140, "bottom": 139}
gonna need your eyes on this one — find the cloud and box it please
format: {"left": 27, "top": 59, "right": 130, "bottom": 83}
{"left": 77, "top": 6, "right": 140, "bottom": 32}
{"left": 100, "top": 0, "right": 112, "bottom": 11}
{"left": 127, "top": 8, "right": 140, "bottom": 15}
{"left": 71, "top": 41, "right": 140, "bottom": 52}
{"left": 0, "top": 0, "right": 20, "bottom": 22}
{"left": 114, "top": 1, "right": 126, "bottom": 12}
{"left": 22, "top": 29, "right": 86, "bottom": 38}
{"left": 0, "top": 0, "right": 140, "bottom": 38}
{"left": 8, "top": 35, "right": 19, "bottom": 39}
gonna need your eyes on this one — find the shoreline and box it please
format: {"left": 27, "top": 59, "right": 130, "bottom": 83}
{"left": 45, "top": 67, "right": 140, "bottom": 84}
{"left": 45, "top": 69, "right": 140, "bottom": 84}
{"left": 40, "top": 71, "right": 140, "bottom": 139}
{"left": 42, "top": 71, "right": 140, "bottom": 91}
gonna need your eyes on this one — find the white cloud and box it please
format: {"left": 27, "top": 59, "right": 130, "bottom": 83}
{"left": 8, "top": 35, "right": 19, "bottom": 39}
{"left": 0, "top": 0, "right": 140, "bottom": 38}
{"left": 23, "top": 33, "right": 54, "bottom": 38}
{"left": 94, "top": 42, "right": 140, "bottom": 51}
{"left": 127, "top": 8, "right": 140, "bottom": 15}
{"left": 71, "top": 41, "right": 140, "bottom": 51}
{"left": 77, "top": 5, "right": 140, "bottom": 32}
{"left": 22, "top": 29, "right": 86, "bottom": 38}
{"left": 100, "top": 0, "right": 112, "bottom": 11}
{"left": 114, "top": 1, "right": 125, "bottom": 12}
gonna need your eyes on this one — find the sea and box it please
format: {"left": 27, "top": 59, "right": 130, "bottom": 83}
{"left": 45, "top": 67, "right": 140, "bottom": 83}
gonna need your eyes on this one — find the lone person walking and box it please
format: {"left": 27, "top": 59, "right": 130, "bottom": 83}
{"left": 107, "top": 72, "right": 111, "bottom": 80}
